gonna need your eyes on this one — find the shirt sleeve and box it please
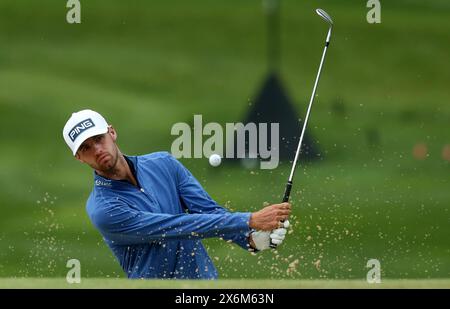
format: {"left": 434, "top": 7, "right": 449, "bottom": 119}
{"left": 91, "top": 199, "right": 251, "bottom": 246}
{"left": 167, "top": 154, "right": 253, "bottom": 251}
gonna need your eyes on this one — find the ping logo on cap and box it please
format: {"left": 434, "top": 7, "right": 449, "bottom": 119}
{"left": 69, "top": 118, "right": 95, "bottom": 142}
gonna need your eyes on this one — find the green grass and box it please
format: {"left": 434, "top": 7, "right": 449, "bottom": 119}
{"left": 0, "top": 0, "right": 449, "bottom": 280}
{"left": 0, "top": 278, "right": 449, "bottom": 289}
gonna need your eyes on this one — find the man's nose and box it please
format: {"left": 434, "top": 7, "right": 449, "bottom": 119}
{"left": 93, "top": 143, "right": 103, "bottom": 155}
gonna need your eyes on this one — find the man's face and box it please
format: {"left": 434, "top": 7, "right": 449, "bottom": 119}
{"left": 75, "top": 126, "right": 120, "bottom": 173}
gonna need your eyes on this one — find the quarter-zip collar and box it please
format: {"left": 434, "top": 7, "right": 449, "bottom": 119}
{"left": 93, "top": 155, "right": 140, "bottom": 190}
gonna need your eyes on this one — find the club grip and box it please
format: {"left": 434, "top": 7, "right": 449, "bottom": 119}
{"left": 282, "top": 181, "right": 293, "bottom": 203}
{"left": 270, "top": 181, "right": 293, "bottom": 249}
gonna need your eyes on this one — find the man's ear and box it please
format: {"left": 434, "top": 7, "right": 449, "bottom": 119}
{"left": 109, "top": 125, "right": 117, "bottom": 142}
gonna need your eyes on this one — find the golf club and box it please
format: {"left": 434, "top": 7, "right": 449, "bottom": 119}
{"left": 270, "top": 8, "right": 333, "bottom": 248}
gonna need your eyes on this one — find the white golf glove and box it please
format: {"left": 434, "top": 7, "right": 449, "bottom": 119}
{"left": 250, "top": 220, "right": 289, "bottom": 251}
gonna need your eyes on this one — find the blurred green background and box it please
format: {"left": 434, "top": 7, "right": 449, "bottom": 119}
{"left": 0, "top": 0, "right": 448, "bottom": 280}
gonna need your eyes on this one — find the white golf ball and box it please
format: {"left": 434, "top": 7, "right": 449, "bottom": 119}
{"left": 209, "top": 154, "right": 222, "bottom": 167}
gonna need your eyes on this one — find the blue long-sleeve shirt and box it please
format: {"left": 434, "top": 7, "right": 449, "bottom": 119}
{"left": 86, "top": 151, "right": 252, "bottom": 279}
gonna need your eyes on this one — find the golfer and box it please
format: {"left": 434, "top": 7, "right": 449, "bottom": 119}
{"left": 63, "top": 109, "right": 291, "bottom": 279}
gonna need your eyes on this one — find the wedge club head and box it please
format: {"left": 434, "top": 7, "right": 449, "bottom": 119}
{"left": 316, "top": 8, "right": 333, "bottom": 26}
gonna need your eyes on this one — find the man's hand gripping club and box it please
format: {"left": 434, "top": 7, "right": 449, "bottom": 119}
{"left": 248, "top": 203, "right": 291, "bottom": 251}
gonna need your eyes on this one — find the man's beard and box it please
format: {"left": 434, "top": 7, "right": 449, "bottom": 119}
{"left": 96, "top": 151, "right": 119, "bottom": 174}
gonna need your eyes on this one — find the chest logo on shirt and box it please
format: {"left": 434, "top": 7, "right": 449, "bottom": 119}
{"left": 95, "top": 179, "right": 112, "bottom": 187}
{"left": 69, "top": 118, "right": 95, "bottom": 142}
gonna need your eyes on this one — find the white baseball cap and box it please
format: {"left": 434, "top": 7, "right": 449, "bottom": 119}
{"left": 63, "top": 109, "right": 109, "bottom": 155}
